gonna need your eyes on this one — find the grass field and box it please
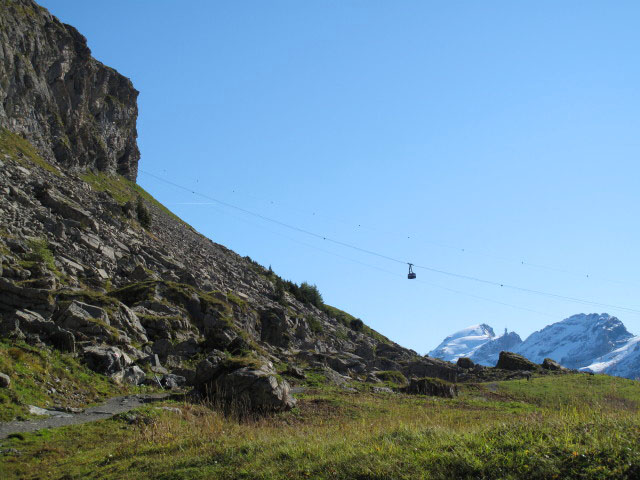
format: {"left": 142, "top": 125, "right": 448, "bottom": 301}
{"left": 1, "top": 373, "right": 639, "bottom": 479}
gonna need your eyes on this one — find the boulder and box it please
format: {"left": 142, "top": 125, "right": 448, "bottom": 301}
{"left": 58, "top": 301, "right": 114, "bottom": 341}
{"left": 405, "top": 377, "right": 458, "bottom": 398}
{"left": 206, "top": 364, "right": 296, "bottom": 412}
{"left": 151, "top": 338, "right": 173, "bottom": 360}
{"left": 0, "top": 372, "right": 10, "bottom": 388}
{"left": 122, "top": 366, "right": 146, "bottom": 385}
{"left": 542, "top": 358, "right": 567, "bottom": 371}
{"left": 82, "top": 345, "right": 131, "bottom": 375}
{"left": 110, "top": 303, "right": 148, "bottom": 343}
{"left": 496, "top": 351, "right": 538, "bottom": 371}
{"left": 285, "top": 365, "right": 306, "bottom": 379}
{"left": 194, "top": 350, "right": 225, "bottom": 385}
{"left": 161, "top": 373, "right": 186, "bottom": 390}
{"left": 456, "top": 357, "right": 475, "bottom": 369}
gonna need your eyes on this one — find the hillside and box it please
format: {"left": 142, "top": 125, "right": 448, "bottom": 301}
{"left": 1, "top": 2, "right": 640, "bottom": 479}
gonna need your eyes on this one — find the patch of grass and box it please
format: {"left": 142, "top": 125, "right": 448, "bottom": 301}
{"left": 375, "top": 370, "right": 408, "bottom": 387}
{"left": 3, "top": 374, "right": 640, "bottom": 479}
{"left": 25, "top": 237, "right": 56, "bottom": 271}
{"left": 226, "top": 292, "right": 247, "bottom": 311}
{"left": 0, "top": 128, "right": 60, "bottom": 175}
{"left": 0, "top": 341, "right": 133, "bottom": 421}
{"left": 322, "top": 304, "right": 392, "bottom": 345}
{"left": 80, "top": 170, "right": 189, "bottom": 227}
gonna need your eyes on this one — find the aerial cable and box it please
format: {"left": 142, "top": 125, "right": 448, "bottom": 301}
{"left": 171, "top": 172, "right": 631, "bottom": 284}
{"left": 140, "top": 169, "right": 640, "bottom": 316}
{"left": 201, "top": 202, "right": 557, "bottom": 319}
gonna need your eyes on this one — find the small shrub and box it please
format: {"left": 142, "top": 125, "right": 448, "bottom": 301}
{"left": 350, "top": 318, "right": 364, "bottom": 331}
{"left": 306, "top": 316, "right": 323, "bottom": 334}
{"left": 136, "top": 196, "right": 151, "bottom": 228}
{"left": 274, "top": 277, "right": 287, "bottom": 304}
{"left": 298, "top": 282, "right": 323, "bottom": 308}
{"left": 26, "top": 237, "right": 55, "bottom": 271}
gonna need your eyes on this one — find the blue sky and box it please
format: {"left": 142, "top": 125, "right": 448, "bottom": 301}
{"left": 40, "top": 1, "right": 640, "bottom": 353}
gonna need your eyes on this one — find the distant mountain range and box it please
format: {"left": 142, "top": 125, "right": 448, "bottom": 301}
{"left": 428, "top": 314, "right": 640, "bottom": 380}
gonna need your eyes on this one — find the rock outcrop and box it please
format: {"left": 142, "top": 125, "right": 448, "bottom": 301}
{"left": 496, "top": 351, "right": 538, "bottom": 372}
{"left": 0, "top": 0, "right": 140, "bottom": 180}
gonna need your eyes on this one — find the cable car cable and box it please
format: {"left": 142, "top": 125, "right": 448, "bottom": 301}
{"left": 139, "top": 169, "right": 640, "bottom": 315}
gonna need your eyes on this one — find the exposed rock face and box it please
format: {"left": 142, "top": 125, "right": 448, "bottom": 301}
{"left": 405, "top": 377, "right": 457, "bottom": 398}
{"left": 496, "top": 351, "right": 538, "bottom": 371}
{"left": 542, "top": 358, "right": 566, "bottom": 371}
{"left": 456, "top": 357, "right": 474, "bottom": 369}
{"left": 0, "top": 0, "right": 140, "bottom": 180}
{"left": 196, "top": 360, "right": 296, "bottom": 412}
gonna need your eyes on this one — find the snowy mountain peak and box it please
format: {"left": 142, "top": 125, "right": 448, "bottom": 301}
{"left": 428, "top": 323, "right": 497, "bottom": 362}
{"left": 515, "top": 313, "right": 633, "bottom": 369}
{"left": 428, "top": 313, "right": 640, "bottom": 379}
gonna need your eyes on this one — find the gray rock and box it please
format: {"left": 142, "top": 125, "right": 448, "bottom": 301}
{"left": 57, "top": 301, "right": 113, "bottom": 341}
{"left": 406, "top": 377, "right": 458, "bottom": 398}
{"left": 372, "top": 386, "right": 394, "bottom": 394}
{"left": 285, "top": 365, "right": 306, "bottom": 379}
{"left": 496, "top": 351, "right": 539, "bottom": 372}
{"left": 0, "top": 372, "right": 10, "bottom": 388}
{"left": 123, "top": 366, "right": 146, "bottom": 385}
{"left": 82, "top": 345, "right": 131, "bottom": 375}
{"left": 0, "top": 1, "right": 140, "bottom": 180}
{"left": 457, "top": 357, "right": 475, "bottom": 369}
{"left": 151, "top": 339, "right": 173, "bottom": 360}
{"left": 207, "top": 365, "right": 296, "bottom": 412}
{"left": 194, "top": 350, "right": 225, "bottom": 385}
{"left": 542, "top": 358, "right": 567, "bottom": 371}
{"left": 161, "top": 374, "right": 186, "bottom": 390}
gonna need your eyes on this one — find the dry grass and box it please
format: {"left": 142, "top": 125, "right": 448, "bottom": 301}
{"left": 2, "top": 375, "right": 640, "bottom": 479}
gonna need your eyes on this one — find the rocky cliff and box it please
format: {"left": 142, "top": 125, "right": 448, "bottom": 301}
{"left": 0, "top": 0, "right": 139, "bottom": 181}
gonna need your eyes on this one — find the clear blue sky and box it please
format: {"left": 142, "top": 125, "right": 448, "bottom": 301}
{"left": 40, "top": 0, "right": 640, "bottom": 353}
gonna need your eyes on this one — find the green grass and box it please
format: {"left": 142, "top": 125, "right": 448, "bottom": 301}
{"left": 79, "top": 170, "right": 189, "bottom": 226}
{"left": 2, "top": 374, "right": 640, "bottom": 479}
{"left": 0, "top": 128, "right": 60, "bottom": 175}
{"left": 25, "top": 237, "right": 56, "bottom": 272}
{"left": 321, "top": 304, "right": 392, "bottom": 345}
{"left": 375, "top": 370, "right": 408, "bottom": 387}
{"left": 0, "top": 341, "right": 133, "bottom": 422}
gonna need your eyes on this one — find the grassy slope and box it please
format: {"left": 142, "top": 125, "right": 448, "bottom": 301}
{"left": 2, "top": 374, "right": 640, "bottom": 479}
{"left": 0, "top": 341, "right": 134, "bottom": 422}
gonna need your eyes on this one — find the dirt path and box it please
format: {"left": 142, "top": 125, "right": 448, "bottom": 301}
{"left": 0, "top": 393, "right": 171, "bottom": 439}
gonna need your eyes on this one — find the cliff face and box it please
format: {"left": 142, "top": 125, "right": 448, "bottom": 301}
{"left": 0, "top": 0, "right": 139, "bottom": 181}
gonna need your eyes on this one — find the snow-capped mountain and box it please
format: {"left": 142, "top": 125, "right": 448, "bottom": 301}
{"left": 581, "top": 336, "right": 640, "bottom": 379}
{"left": 469, "top": 331, "right": 523, "bottom": 366}
{"left": 428, "top": 324, "right": 522, "bottom": 366}
{"left": 428, "top": 324, "right": 497, "bottom": 362}
{"left": 429, "top": 313, "right": 640, "bottom": 380}
{"left": 515, "top": 314, "right": 633, "bottom": 369}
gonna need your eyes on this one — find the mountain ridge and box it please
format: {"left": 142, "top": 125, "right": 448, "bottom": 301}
{"left": 429, "top": 313, "right": 640, "bottom": 379}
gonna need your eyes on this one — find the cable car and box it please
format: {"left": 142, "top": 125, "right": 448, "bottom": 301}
{"left": 407, "top": 263, "right": 416, "bottom": 279}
